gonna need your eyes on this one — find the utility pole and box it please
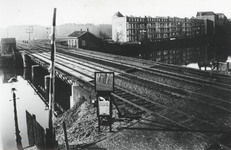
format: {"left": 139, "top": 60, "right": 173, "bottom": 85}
{"left": 26, "top": 26, "right": 33, "bottom": 41}
{"left": 6, "top": 29, "right": 10, "bottom": 38}
{"left": 46, "top": 27, "right": 51, "bottom": 39}
{"left": 45, "top": 27, "right": 51, "bottom": 44}
{"left": 47, "top": 8, "right": 56, "bottom": 149}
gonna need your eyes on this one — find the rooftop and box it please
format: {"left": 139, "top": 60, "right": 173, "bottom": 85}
{"left": 196, "top": 11, "right": 216, "bottom": 16}
{"left": 114, "top": 11, "right": 124, "bottom": 17}
{"left": 68, "top": 31, "right": 86, "bottom": 38}
{"left": 1, "top": 38, "right": 16, "bottom": 44}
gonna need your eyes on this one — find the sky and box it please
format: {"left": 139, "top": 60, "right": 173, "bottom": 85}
{"left": 0, "top": 0, "right": 231, "bottom": 28}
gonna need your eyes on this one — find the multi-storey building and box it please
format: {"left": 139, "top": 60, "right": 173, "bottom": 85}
{"left": 112, "top": 12, "right": 206, "bottom": 42}
{"left": 196, "top": 11, "right": 230, "bottom": 35}
{"left": 216, "top": 13, "right": 230, "bottom": 34}
{"left": 216, "top": 13, "right": 227, "bottom": 25}
{"left": 196, "top": 11, "right": 217, "bottom": 34}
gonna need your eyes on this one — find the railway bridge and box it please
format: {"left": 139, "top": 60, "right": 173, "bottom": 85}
{"left": 15, "top": 40, "right": 231, "bottom": 149}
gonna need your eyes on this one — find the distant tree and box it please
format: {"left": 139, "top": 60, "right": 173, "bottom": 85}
{"left": 97, "top": 24, "right": 112, "bottom": 38}
{"left": 98, "top": 30, "right": 110, "bottom": 40}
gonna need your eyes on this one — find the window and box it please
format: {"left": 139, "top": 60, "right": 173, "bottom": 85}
{"left": 82, "top": 40, "right": 86, "bottom": 46}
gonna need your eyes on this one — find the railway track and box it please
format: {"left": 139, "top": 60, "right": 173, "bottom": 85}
{"left": 21, "top": 43, "right": 231, "bottom": 99}
{"left": 28, "top": 48, "right": 231, "bottom": 127}
{"left": 16, "top": 42, "right": 231, "bottom": 149}
{"left": 26, "top": 42, "right": 231, "bottom": 108}
{"left": 21, "top": 41, "right": 231, "bottom": 83}
{"left": 51, "top": 42, "right": 231, "bottom": 83}
{"left": 17, "top": 42, "right": 231, "bottom": 116}
{"left": 27, "top": 42, "right": 231, "bottom": 87}
{"left": 18, "top": 42, "right": 231, "bottom": 102}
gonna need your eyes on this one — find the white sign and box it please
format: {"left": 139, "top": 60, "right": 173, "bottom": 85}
{"left": 98, "top": 96, "right": 110, "bottom": 116}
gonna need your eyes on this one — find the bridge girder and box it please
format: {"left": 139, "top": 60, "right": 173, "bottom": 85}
{"left": 28, "top": 54, "right": 94, "bottom": 93}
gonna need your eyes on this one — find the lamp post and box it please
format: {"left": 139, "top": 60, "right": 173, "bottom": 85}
{"left": 8, "top": 77, "right": 23, "bottom": 150}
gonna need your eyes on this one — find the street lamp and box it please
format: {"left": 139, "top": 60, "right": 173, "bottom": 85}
{"left": 8, "top": 77, "right": 23, "bottom": 150}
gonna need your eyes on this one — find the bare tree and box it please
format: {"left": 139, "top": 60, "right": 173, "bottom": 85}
{"left": 115, "top": 31, "right": 123, "bottom": 42}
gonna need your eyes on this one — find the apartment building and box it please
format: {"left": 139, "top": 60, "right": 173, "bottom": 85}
{"left": 196, "top": 11, "right": 230, "bottom": 35}
{"left": 216, "top": 13, "right": 230, "bottom": 34}
{"left": 196, "top": 11, "right": 217, "bottom": 34}
{"left": 216, "top": 13, "right": 227, "bottom": 25}
{"left": 112, "top": 12, "right": 206, "bottom": 42}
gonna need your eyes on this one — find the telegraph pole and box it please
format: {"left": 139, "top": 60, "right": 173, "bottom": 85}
{"left": 6, "top": 29, "right": 10, "bottom": 38}
{"left": 46, "top": 27, "right": 51, "bottom": 39}
{"left": 45, "top": 27, "right": 50, "bottom": 44}
{"left": 26, "top": 26, "right": 33, "bottom": 41}
{"left": 47, "top": 8, "right": 56, "bottom": 149}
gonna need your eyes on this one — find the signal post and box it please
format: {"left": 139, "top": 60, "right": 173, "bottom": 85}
{"left": 94, "top": 72, "right": 114, "bottom": 132}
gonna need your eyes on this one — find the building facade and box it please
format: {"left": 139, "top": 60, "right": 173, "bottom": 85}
{"left": 196, "top": 11, "right": 230, "bottom": 35}
{"left": 196, "top": 11, "right": 217, "bottom": 34}
{"left": 112, "top": 12, "right": 206, "bottom": 43}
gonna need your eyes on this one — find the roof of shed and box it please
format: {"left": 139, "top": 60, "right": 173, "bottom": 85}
{"left": 67, "top": 30, "right": 100, "bottom": 40}
{"left": 1, "top": 38, "right": 16, "bottom": 44}
{"left": 68, "top": 31, "right": 86, "bottom": 38}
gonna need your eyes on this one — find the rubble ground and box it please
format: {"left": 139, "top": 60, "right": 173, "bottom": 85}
{"left": 54, "top": 98, "right": 216, "bottom": 150}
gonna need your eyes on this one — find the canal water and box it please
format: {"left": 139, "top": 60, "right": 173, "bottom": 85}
{"left": 133, "top": 40, "right": 231, "bottom": 70}
{"left": 0, "top": 67, "right": 48, "bottom": 150}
